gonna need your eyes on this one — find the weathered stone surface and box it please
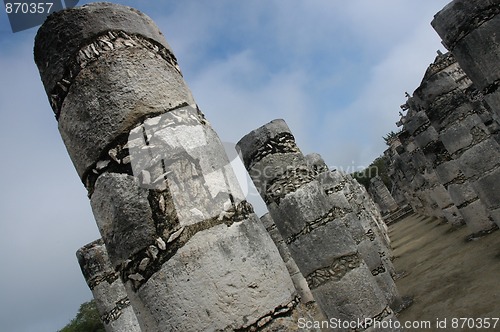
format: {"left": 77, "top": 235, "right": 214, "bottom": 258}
{"left": 77, "top": 239, "right": 141, "bottom": 332}
{"left": 440, "top": 115, "right": 484, "bottom": 155}
{"left": 447, "top": 183, "right": 478, "bottom": 207}
{"left": 36, "top": 4, "right": 302, "bottom": 331}
{"left": 237, "top": 119, "right": 298, "bottom": 169}
{"left": 34, "top": 2, "right": 173, "bottom": 99}
{"left": 472, "top": 167, "right": 500, "bottom": 210}
{"left": 91, "top": 173, "right": 156, "bottom": 264}
{"left": 457, "top": 199, "right": 495, "bottom": 233}
{"left": 435, "top": 160, "right": 462, "bottom": 185}
{"left": 34, "top": 3, "right": 196, "bottom": 179}
{"left": 313, "top": 266, "right": 388, "bottom": 326}
{"left": 127, "top": 107, "right": 245, "bottom": 225}
{"left": 442, "top": 205, "right": 465, "bottom": 227}
{"left": 269, "top": 181, "right": 331, "bottom": 241}
{"left": 260, "top": 213, "right": 313, "bottom": 302}
{"left": 288, "top": 218, "right": 358, "bottom": 277}
{"left": 368, "top": 176, "right": 398, "bottom": 215}
{"left": 238, "top": 119, "right": 399, "bottom": 326}
{"left": 414, "top": 126, "right": 439, "bottom": 149}
{"left": 432, "top": 0, "right": 500, "bottom": 52}
{"left": 134, "top": 217, "right": 297, "bottom": 331}
{"left": 457, "top": 138, "right": 500, "bottom": 178}
{"left": 59, "top": 46, "right": 195, "bottom": 178}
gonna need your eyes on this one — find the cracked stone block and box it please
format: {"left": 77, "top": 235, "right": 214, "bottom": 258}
{"left": 440, "top": 122, "right": 474, "bottom": 155}
{"left": 134, "top": 217, "right": 298, "bottom": 331}
{"left": 404, "top": 111, "right": 430, "bottom": 136}
{"left": 91, "top": 173, "right": 157, "bottom": 264}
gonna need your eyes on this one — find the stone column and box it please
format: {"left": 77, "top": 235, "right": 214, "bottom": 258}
{"left": 433, "top": 1, "right": 500, "bottom": 228}
{"left": 77, "top": 239, "right": 141, "bottom": 332}
{"left": 308, "top": 156, "right": 402, "bottom": 312}
{"left": 237, "top": 119, "right": 400, "bottom": 330}
{"left": 406, "top": 51, "right": 500, "bottom": 232}
{"left": 432, "top": 0, "right": 500, "bottom": 120}
{"left": 35, "top": 4, "right": 304, "bottom": 331}
{"left": 368, "top": 176, "right": 398, "bottom": 216}
{"left": 260, "top": 213, "right": 328, "bottom": 327}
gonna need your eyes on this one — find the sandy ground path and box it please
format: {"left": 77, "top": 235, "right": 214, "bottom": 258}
{"left": 390, "top": 214, "right": 500, "bottom": 331}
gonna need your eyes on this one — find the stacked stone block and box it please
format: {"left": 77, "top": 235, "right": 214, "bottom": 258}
{"left": 399, "top": 96, "right": 463, "bottom": 226}
{"left": 432, "top": 0, "right": 500, "bottom": 229}
{"left": 309, "top": 158, "right": 400, "bottom": 310}
{"left": 386, "top": 125, "right": 451, "bottom": 223}
{"left": 432, "top": 0, "right": 500, "bottom": 121}
{"left": 368, "top": 176, "right": 399, "bottom": 216}
{"left": 35, "top": 4, "right": 307, "bottom": 331}
{"left": 390, "top": 51, "right": 500, "bottom": 233}
{"left": 237, "top": 119, "right": 401, "bottom": 330}
{"left": 77, "top": 239, "right": 141, "bottom": 332}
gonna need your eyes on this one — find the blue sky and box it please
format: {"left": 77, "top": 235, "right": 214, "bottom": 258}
{"left": 0, "top": 1, "right": 449, "bottom": 331}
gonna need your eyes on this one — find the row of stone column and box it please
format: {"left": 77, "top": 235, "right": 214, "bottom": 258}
{"left": 432, "top": 0, "right": 500, "bottom": 230}
{"left": 237, "top": 119, "right": 402, "bottom": 331}
{"left": 35, "top": 3, "right": 318, "bottom": 331}
{"left": 385, "top": 0, "right": 500, "bottom": 236}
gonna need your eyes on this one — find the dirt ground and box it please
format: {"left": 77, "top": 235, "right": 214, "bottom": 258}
{"left": 390, "top": 214, "right": 500, "bottom": 331}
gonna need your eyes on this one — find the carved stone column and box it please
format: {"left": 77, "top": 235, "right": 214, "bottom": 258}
{"left": 237, "top": 119, "right": 401, "bottom": 330}
{"left": 35, "top": 4, "right": 304, "bottom": 331}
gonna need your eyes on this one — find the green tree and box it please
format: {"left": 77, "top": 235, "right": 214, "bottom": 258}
{"left": 351, "top": 156, "right": 392, "bottom": 191}
{"left": 58, "top": 300, "right": 105, "bottom": 332}
{"left": 383, "top": 130, "right": 400, "bottom": 146}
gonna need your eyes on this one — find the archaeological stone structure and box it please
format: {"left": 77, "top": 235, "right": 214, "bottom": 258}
{"left": 34, "top": 3, "right": 319, "bottom": 331}
{"left": 384, "top": 0, "right": 500, "bottom": 237}
{"left": 368, "top": 176, "right": 399, "bottom": 216}
{"left": 236, "top": 119, "right": 401, "bottom": 330}
{"left": 77, "top": 239, "right": 141, "bottom": 332}
{"left": 35, "top": 0, "right": 500, "bottom": 331}
{"left": 432, "top": 0, "right": 500, "bottom": 229}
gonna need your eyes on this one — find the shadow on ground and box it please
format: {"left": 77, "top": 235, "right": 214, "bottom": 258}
{"left": 391, "top": 214, "right": 500, "bottom": 331}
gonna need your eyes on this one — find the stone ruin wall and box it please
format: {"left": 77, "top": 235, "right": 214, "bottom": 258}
{"left": 34, "top": 0, "right": 500, "bottom": 331}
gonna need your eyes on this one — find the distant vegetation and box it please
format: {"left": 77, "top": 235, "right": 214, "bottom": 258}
{"left": 58, "top": 300, "right": 104, "bottom": 332}
{"left": 383, "top": 130, "right": 400, "bottom": 146}
{"left": 351, "top": 156, "right": 391, "bottom": 191}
